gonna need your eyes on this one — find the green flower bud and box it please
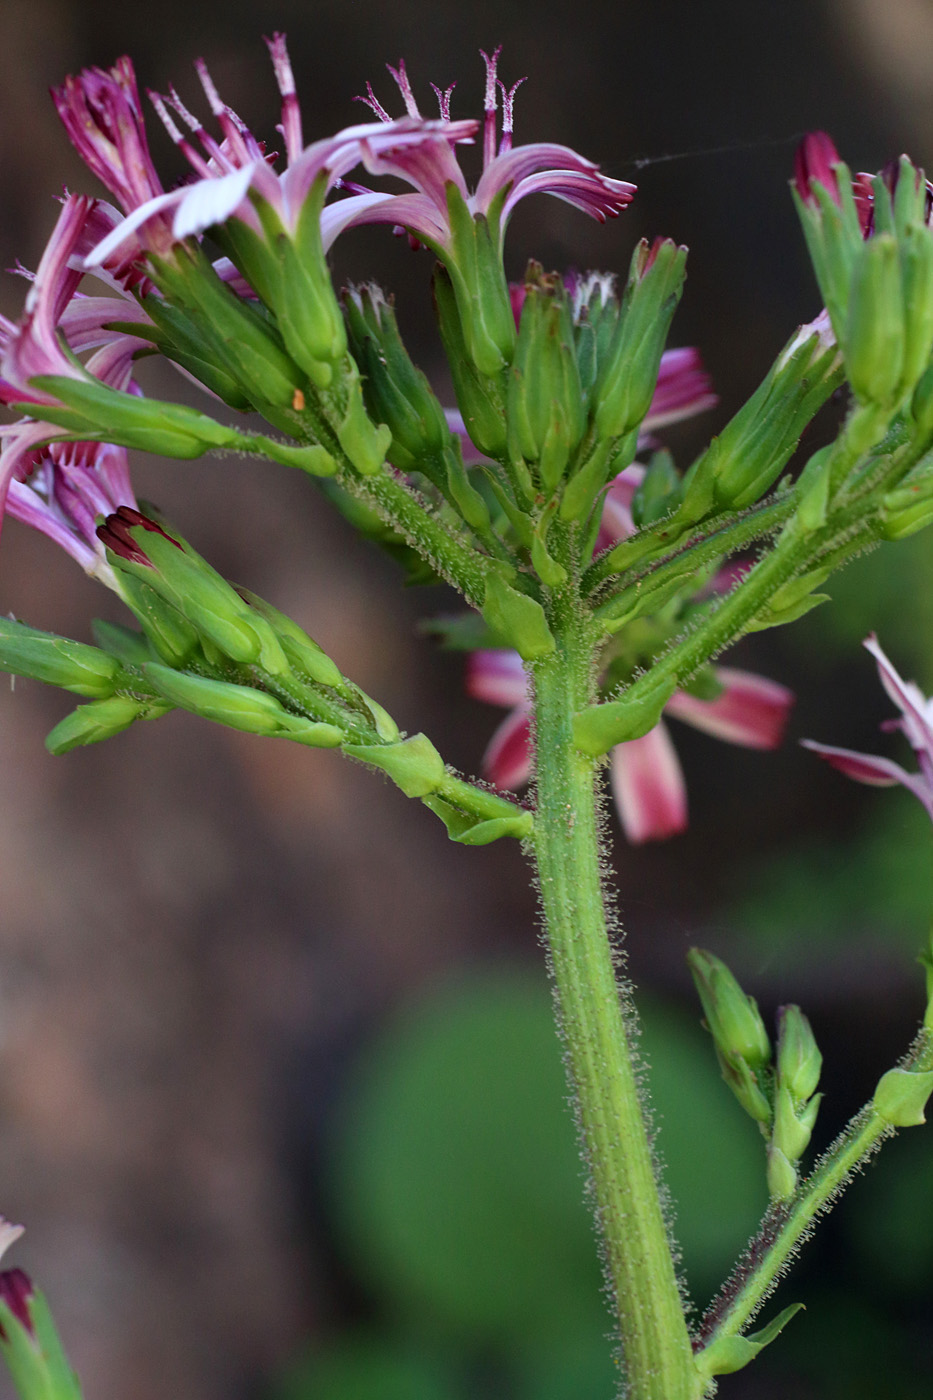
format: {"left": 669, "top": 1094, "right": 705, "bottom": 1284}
{"left": 680, "top": 319, "right": 842, "bottom": 518}
{"left": 45, "top": 694, "right": 171, "bottom": 755}
{"left": 142, "top": 664, "right": 344, "bottom": 747}
{"left": 343, "top": 733, "right": 446, "bottom": 797}
{"left": 148, "top": 243, "right": 309, "bottom": 406}
{"left": 113, "top": 574, "right": 202, "bottom": 667}
{"left": 873, "top": 1066, "right": 933, "bottom": 1127}
{"left": 432, "top": 265, "right": 509, "bottom": 461}
{"left": 273, "top": 191, "right": 348, "bottom": 383}
{"left": 898, "top": 222, "right": 933, "bottom": 390}
{"left": 688, "top": 948, "right": 772, "bottom": 1074}
{"left": 0, "top": 618, "right": 122, "bottom": 697}
{"left": 776, "top": 1004, "right": 822, "bottom": 1103}
{"left": 506, "top": 265, "right": 585, "bottom": 494}
{"left": 235, "top": 591, "right": 345, "bottom": 690}
{"left": 845, "top": 233, "right": 905, "bottom": 406}
{"left": 573, "top": 674, "right": 677, "bottom": 758}
{"left": 593, "top": 238, "right": 687, "bottom": 441}
{"left": 25, "top": 376, "right": 246, "bottom": 460}
{"left": 442, "top": 187, "right": 516, "bottom": 377}
{"left": 344, "top": 284, "right": 452, "bottom": 479}
{"left": 101, "top": 510, "right": 290, "bottom": 676}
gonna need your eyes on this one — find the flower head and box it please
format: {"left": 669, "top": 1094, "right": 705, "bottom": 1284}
{"left": 802, "top": 635, "right": 933, "bottom": 822}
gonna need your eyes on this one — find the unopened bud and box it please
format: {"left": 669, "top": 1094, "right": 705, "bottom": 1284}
{"left": 845, "top": 234, "right": 905, "bottom": 406}
{"left": 593, "top": 238, "right": 687, "bottom": 440}
{"left": 433, "top": 264, "right": 509, "bottom": 461}
{"left": 141, "top": 664, "right": 344, "bottom": 747}
{"left": 442, "top": 187, "right": 517, "bottom": 377}
{"left": 506, "top": 265, "right": 585, "bottom": 494}
{"left": 45, "top": 694, "right": 171, "bottom": 755}
{"left": 0, "top": 618, "right": 122, "bottom": 698}
{"left": 776, "top": 1005, "right": 822, "bottom": 1103}
{"left": 688, "top": 948, "right": 772, "bottom": 1073}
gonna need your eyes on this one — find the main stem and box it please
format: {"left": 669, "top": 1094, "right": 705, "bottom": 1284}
{"left": 530, "top": 570, "right": 701, "bottom": 1400}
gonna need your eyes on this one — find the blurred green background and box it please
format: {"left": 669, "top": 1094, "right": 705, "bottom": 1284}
{"left": 1, "top": 0, "right": 933, "bottom": 1397}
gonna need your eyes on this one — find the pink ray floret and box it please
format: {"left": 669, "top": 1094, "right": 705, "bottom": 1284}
{"left": 803, "top": 635, "right": 933, "bottom": 822}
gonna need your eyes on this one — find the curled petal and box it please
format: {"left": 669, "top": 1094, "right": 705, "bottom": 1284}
{"left": 610, "top": 722, "right": 688, "bottom": 844}
{"left": 665, "top": 667, "right": 794, "bottom": 750}
{"left": 473, "top": 141, "right": 634, "bottom": 220}
{"left": 800, "top": 739, "right": 909, "bottom": 787}
{"left": 482, "top": 706, "right": 533, "bottom": 789}
{"left": 466, "top": 648, "right": 528, "bottom": 707}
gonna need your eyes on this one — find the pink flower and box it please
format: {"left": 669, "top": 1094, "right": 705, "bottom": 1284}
{"left": 467, "top": 650, "right": 793, "bottom": 844}
{"left": 81, "top": 37, "right": 478, "bottom": 269}
{"left": 802, "top": 635, "right": 933, "bottom": 822}
{"left": 347, "top": 47, "right": 635, "bottom": 253}
{"left": 0, "top": 195, "right": 148, "bottom": 550}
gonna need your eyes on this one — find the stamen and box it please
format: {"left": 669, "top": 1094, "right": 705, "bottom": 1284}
{"left": 194, "top": 58, "right": 225, "bottom": 118}
{"left": 479, "top": 46, "right": 502, "bottom": 167}
{"left": 497, "top": 75, "right": 526, "bottom": 154}
{"left": 354, "top": 82, "right": 392, "bottom": 123}
{"left": 386, "top": 60, "right": 421, "bottom": 119}
{"left": 149, "top": 89, "right": 218, "bottom": 178}
{"left": 264, "top": 33, "right": 303, "bottom": 163}
{"left": 429, "top": 81, "right": 456, "bottom": 121}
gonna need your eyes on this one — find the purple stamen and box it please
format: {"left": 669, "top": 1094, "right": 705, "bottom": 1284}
{"left": 148, "top": 91, "right": 216, "bottom": 179}
{"left": 264, "top": 34, "right": 303, "bottom": 163}
{"left": 497, "top": 76, "right": 525, "bottom": 154}
{"left": 355, "top": 82, "right": 392, "bottom": 123}
{"left": 430, "top": 82, "right": 456, "bottom": 122}
{"left": 386, "top": 60, "right": 421, "bottom": 119}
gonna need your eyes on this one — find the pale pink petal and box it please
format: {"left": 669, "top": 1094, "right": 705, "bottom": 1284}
{"left": 482, "top": 705, "right": 533, "bottom": 789}
{"left": 610, "top": 722, "right": 688, "bottom": 844}
{"left": 0, "top": 1220, "right": 24, "bottom": 1267}
{"left": 664, "top": 667, "right": 794, "bottom": 750}
{"left": 642, "top": 347, "right": 718, "bottom": 430}
{"left": 800, "top": 739, "right": 908, "bottom": 786}
{"left": 466, "top": 649, "right": 528, "bottom": 707}
{"left": 863, "top": 634, "right": 933, "bottom": 757}
{"left": 171, "top": 163, "right": 258, "bottom": 240}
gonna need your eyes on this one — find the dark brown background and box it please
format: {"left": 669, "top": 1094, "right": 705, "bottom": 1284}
{"left": 0, "top": 1, "right": 930, "bottom": 1396}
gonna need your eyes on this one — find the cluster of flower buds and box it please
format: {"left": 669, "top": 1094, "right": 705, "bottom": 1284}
{"left": 688, "top": 950, "right": 823, "bottom": 1200}
{"left": 794, "top": 133, "right": 933, "bottom": 413}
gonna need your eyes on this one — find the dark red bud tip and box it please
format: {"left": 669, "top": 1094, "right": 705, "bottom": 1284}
{"left": 111, "top": 505, "right": 182, "bottom": 548}
{"left": 97, "top": 507, "right": 183, "bottom": 564}
{"left": 0, "top": 1269, "right": 35, "bottom": 1339}
{"left": 96, "top": 515, "right": 151, "bottom": 565}
{"left": 794, "top": 131, "right": 842, "bottom": 206}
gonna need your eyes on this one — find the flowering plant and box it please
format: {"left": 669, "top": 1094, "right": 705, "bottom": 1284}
{"left": 0, "top": 37, "right": 932, "bottom": 1400}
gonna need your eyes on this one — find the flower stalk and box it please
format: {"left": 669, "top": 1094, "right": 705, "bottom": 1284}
{"left": 529, "top": 525, "right": 702, "bottom": 1400}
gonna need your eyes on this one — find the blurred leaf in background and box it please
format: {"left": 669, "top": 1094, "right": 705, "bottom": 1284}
{"left": 275, "top": 970, "right": 763, "bottom": 1398}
